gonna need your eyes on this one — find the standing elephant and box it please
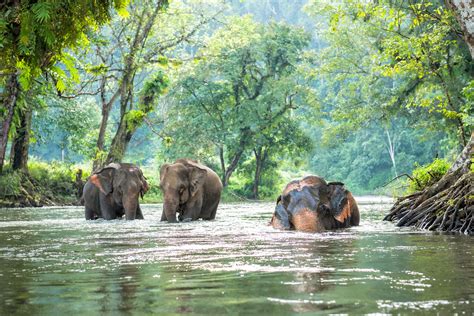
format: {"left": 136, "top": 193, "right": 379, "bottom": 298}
{"left": 270, "top": 175, "right": 359, "bottom": 232}
{"left": 159, "top": 159, "right": 223, "bottom": 223}
{"left": 83, "top": 163, "right": 149, "bottom": 220}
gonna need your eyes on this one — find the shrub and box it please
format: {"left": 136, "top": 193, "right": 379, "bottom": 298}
{"left": 407, "top": 158, "right": 451, "bottom": 193}
{"left": 140, "top": 170, "right": 163, "bottom": 203}
{"left": 0, "top": 170, "right": 22, "bottom": 199}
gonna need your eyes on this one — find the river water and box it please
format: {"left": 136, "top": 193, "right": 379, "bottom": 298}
{"left": 0, "top": 198, "right": 472, "bottom": 315}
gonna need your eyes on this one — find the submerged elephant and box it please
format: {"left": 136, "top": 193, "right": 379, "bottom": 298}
{"left": 270, "top": 175, "right": 359, "bottom": 232}
{"left": 83, "top": 163, "right": 149, "bottom": 220}
{"left": 159, "top": 159, "right": 223, "bottom": 222}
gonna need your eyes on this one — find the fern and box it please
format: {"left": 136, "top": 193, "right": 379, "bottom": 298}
{"left": 32, "top": 2, "right": 53, "bottom": 23}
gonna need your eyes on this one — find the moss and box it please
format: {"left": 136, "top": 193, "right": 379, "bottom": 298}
{"left": 407, "top": 158, "right": 451, "bottom": 193}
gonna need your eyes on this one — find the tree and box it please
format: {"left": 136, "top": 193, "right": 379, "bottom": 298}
{"left": 0, "top": 0, "right": 126, "bottom": 173}
{"left": 164, "top": 17, "right": 312, "bottom": 189}
{"left": 72, "top": 0, "right": 224, "bottom": 169}
{"left": 305, "top": 0, "right": 472, "bottom": 146}
{"left": 250, "top": 119, "right": 311, "bottom": 199}
{"left": 308, "top": 120, "right": 448, "bottom": 194}
{"left": 30, "top": 96, "right": 101, "bottom": 162}
{"left": 445, "top": 0, "right": 474, "bottom": 58}
{"left": 384, "top": 1, "right": 473, "bottom": 234}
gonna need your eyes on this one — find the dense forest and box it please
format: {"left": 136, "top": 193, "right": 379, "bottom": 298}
{"left": 0, "top": 0, "right": 472, "bottom": 206}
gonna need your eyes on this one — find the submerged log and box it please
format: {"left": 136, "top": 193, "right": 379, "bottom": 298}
{"left": 384, "top": 133, "right": 473, "bottom": 235}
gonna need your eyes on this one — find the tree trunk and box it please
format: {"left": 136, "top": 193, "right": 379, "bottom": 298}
{"left": 106, "top": 125, "right": 131, "bottom": 164}
{"left": 96, "top": 104, "right": 111, "bottom": 154}
{"left": 444, "top": 0, "right": 474, "bottom": 171}
{"left": 10, "top": 107, "right": 32, "bottom": 172}
{"left": 219, "top": 146, "right": 226, "bottom": 184}
{"left": 93, "top": 76, "right": 118, "bottom": 170}
{"left": 252, "top": 148, "right": 262, "bottom": 200}
{"left": 222, "top": 127, "right": 253, "bottom": 187}
{"left": 445, "top": 0, "right": 474, "bottom": 57}
{"left": 385, "top": 128, "right": 398, "bottom": 177}
{"left": 0, "top": 73, "right": 20, "bottom": 173}
{"left": 222, "top": 148, "right": 244, "bottom": 187}
{"left": 384, "top": 133, "right": 473, "bottom": 234}
{"left": 252, "top": 147, "right": 268, "bottom": 200}
{"left": 105, "top": 111, "right": 135, "bottom": 164}
{"left": 103, "top": 4, "right": 163, "bottom": 165}
{"left": 385, "top": 4, "right": 474, "bottom": 234}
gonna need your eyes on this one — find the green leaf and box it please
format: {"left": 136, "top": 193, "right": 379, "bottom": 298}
{"left": 32, "top": 2, "right": 52, "bottom": 23}
{"left": 56, "top": 79, "right": 66, "bottom": 92}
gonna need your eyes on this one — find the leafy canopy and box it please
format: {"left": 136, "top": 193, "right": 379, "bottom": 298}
{"left": 0, "top": 0, "right": 127, "bottom": 90}
{"left": 305, "top": 0, "right": 473, "bottom": 144}
{"left": 164, "top": 16, "right": 313, "bottom": 165}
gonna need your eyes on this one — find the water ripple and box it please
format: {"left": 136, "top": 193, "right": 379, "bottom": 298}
{"left": 0, "top": 200, "right": 472, "bottom": 315}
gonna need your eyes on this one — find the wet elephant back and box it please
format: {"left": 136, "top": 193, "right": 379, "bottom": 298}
{"left": 201, "top": 166, "right": 223, "bottom": 212}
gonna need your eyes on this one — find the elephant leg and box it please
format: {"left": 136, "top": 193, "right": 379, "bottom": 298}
{"left": 208, "top": 205, "right": 217, "bottom": 220}
{"left": 182, "top": 197, "right": 203, "bottom": 221}
{"left": 99, "top": 194, "right": 117, "bottom": 220}
{"left": 160, "top": 210, "right": 167, "bottom": 221}
{"left": 85, "top": 206, "right": 95, "bottom": 220}
{"left": 202, "top": 200, "right": 219, "bottom": 220}
{"left": 350, "top": 204, "right": 360, "bottom": 226}
{"left": 136, "top": 204, "right": 144, "bottom": 220}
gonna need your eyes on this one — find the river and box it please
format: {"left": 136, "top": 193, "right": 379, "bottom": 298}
{"left": 0, "top": 198, "right": 472, "bottom": 315}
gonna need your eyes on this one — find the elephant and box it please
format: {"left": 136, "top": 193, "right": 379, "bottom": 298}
{"left": 270, "top": 175, "right": 359, "bottom": 232}
{"left": 83, "top": 162, "right": 149, "bottom": 220}
{"left": 159, "top": 158, "right": 223, "bottom": 223}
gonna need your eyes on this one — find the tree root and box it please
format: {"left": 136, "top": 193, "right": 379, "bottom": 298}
{"left": 384, "top": 171, "right": 473, "bottom": 235}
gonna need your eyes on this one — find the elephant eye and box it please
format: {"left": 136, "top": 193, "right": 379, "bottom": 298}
{"left": 179, "top": 186, "right": 185, "bottom": 194}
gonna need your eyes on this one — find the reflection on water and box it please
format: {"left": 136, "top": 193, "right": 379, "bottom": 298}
{"left": 0, "top": 198, "right": 473, "bottom": 314}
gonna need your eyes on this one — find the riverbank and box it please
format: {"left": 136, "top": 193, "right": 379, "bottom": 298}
{"left": 0, "top": 161, "right": 289, "bottom": 207}
{"left": 0, "top": 162, "right": 82, "bottom": 208}
{"left": 0, "top": 161, "right": 396, "bottom": 208}
{"left": 0, "top": 163, "right": 267, "bottom": 207}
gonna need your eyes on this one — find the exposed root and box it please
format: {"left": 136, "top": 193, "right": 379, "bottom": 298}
{"left": 384, "top": 171, "right": 473, "bottom": 235}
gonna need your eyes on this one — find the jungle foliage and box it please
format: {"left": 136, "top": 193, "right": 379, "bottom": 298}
{"left": 0, "top": 0, "right": 472, "bottom": 204}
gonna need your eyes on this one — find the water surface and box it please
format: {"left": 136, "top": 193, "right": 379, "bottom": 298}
{"left": 0, "top": 198, "right": 472, "bottom": 315}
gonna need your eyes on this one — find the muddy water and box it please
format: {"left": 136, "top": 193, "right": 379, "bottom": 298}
{"left": 0, "top": 198, "right": 472, "bottom": 315}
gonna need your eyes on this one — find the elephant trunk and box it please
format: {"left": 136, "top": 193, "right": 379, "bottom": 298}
{"left": 123, "top": 193, "right": 139, "bottom": 220}
{"left": 163, "top": 197, "right": 178, "bottom": 223}
{"left": 292, "top": 207, "right": 325, "bottom": 232}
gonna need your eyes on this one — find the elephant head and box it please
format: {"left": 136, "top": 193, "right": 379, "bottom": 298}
{"left": 90, "top": 163, "right": 149, "bottom": 219}
{"left": 159, "top": 161, "right": 207, "bottom": 223}
{"left": 270, "top": 176, "right": 359, "bottom": 232}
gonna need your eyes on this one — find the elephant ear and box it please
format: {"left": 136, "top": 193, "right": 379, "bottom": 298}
{"left": 140, "top": 174, "right": 149, "bottom": 198}
{"left": 159, "top": 163, "right": 170, "bottom": 183}
{"left": 90, "top": 168, "right": 115, "bottom": 195}
{"left": 188, "top": 165, "right": 207, "bottom": 197}
{"left": 105, "top": 162, "right": 122, "bottom": 170}
{"left": 276, "top": 195, "right": 282, "bottom": 205}
{"left": 271, "top": 203, "right": 291, "bottom": 230}
{"left": 328, "top": 182, "right": 351, "bottom": 223}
